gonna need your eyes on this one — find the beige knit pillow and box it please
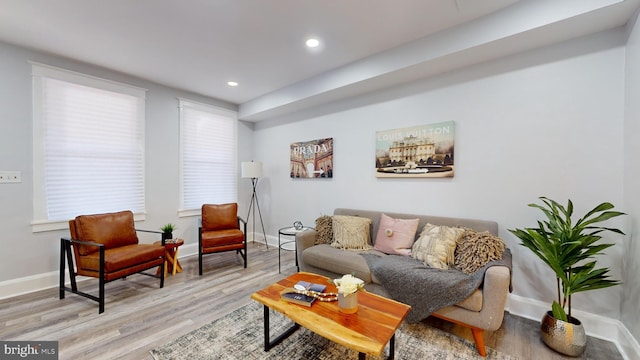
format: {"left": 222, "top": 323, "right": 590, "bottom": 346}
{"left": 314, "top": 215, "right": 333, "bottom": 245}
{"left": 454, "top": 229, "right": 506, "bottom": 274}
{"left": 411, "top": 223, "right": 464, "bottom": 269}
{"left": 331, "top": 215, "right": 372, "bottom": 250}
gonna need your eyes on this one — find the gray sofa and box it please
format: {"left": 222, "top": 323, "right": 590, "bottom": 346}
{"left": 296, "top": 208, "right": 511, "bottom": 357}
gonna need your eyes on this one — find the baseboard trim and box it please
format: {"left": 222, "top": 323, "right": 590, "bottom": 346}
{"left": 506, "top": 293, "right": 639, "bottom": 360}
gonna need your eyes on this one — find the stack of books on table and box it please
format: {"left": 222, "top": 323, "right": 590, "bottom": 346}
{"left": 280, "top": 281, "right": 327, "bottom": 307}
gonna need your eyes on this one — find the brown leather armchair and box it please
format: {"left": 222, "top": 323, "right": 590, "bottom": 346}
{"left": 199, "top": 203, "right": 247, "bottom": 275}
{"left": 59, "top": 210, "right": 166, "bottom": 313}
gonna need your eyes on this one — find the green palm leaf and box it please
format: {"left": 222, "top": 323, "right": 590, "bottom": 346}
{"left": 509, "top": 197, "right": 625, "bottom": 319}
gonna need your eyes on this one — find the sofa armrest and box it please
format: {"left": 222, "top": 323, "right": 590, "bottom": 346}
{"left": 479, "top": 265, "right": 511, "bottom": 329}
{"left": 295, "top": 229, "right": 318, "bottom": 268}
{"left": 295, "top": 229, "right": 318, "bottom": 253}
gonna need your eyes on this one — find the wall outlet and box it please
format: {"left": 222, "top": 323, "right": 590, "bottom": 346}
{"left": 0, "top": 171, "right": 21, "bottom": 183}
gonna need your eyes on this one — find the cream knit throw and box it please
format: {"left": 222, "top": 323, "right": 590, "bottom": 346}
{"left": 330, "top": 215, "right": 372, "bottom": 250}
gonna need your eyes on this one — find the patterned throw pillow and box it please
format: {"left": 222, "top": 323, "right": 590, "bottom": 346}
{"left": 314, "top": 215, "right": 333, "bottom": 245}
{"left": 373, "top": 213, "right": 419, "bottom": 256}
{"left": 330, "top": 215, "right": 373, "bottom": 250}
{"left": 454, "top": 229, "right": 506, "bottom": 274}
{"left": 411, "top": 223, "right": 464, "bottom": 269}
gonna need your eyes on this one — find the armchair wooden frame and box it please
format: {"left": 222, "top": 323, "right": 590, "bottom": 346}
{"left": 198, "top": 216, "right": 248, "bottom": 275}
{"left": 59, "top": 229, "right": 166, "bottom": 314}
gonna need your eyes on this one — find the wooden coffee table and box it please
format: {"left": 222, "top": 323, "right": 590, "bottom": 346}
{"left": 250, "top": 272, "right": 411, "bottom": 359}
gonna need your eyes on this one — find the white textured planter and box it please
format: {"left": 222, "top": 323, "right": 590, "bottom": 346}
{"left": 337, "top": 292, "right": 358, "bottom": 314}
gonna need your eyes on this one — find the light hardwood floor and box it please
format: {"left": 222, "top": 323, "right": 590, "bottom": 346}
{"left": 0, "top": 242, "right": 623, "bottom": 359}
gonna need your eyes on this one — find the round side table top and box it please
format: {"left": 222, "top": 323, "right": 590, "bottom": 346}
{"left": 155, "top": 238, "right": 184, "bottom": 249}
{"left": 279, "top": 226, "right": 314, "bottom": 236}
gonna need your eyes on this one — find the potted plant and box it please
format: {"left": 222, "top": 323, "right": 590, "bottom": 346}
{"left": 160, "top": 223, "right": 176, "bottom": 240}
{"left": 509, "top": 197, "right": 625, "bottom": 356}
{"left": 333, "top": 274, "right": 365, "bottom": 314}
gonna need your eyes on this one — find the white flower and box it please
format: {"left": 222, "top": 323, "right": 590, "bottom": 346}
{"left": 333, "top": 274, "right": 364, "bottom": 295}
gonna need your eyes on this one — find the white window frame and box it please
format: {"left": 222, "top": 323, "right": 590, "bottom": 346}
{"left": 31, "top": 62, "right": 147, "bottom": 232}
{"left": 178, "top": 98, "right": 238, "bottom": 217}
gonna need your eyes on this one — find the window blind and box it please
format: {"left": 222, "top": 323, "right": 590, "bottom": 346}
{"left": 179, "top": 99, "right": 237, "bottom": 211}
{"left": 32, "top": 63, "right": 146, "bottom": 225}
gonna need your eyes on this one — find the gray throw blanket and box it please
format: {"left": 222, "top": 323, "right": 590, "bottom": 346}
{"left": 361, "top": 249, "right": 512, "bottom": 323}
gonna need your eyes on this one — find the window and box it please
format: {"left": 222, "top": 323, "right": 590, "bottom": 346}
{"left": 32, "top": 63, "right": 146, "bottom": 232}
{"left": 179, "top": 99, "right": 237, "bottom": 216}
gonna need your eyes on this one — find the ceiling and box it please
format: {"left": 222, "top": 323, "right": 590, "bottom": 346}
{"left": 1, "top": 0, "right": 639, "bottom": 122}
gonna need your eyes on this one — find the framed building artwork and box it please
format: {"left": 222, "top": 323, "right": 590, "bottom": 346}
{"left": 290, "top": 137, "right": 333, "bottom": 178}
{"left": 375, "top": 121, "right": 455, "bottom": 178}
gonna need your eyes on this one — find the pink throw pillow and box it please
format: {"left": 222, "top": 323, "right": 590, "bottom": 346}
{"left": 374, "top": 213, "right": 419, "bottom": 256}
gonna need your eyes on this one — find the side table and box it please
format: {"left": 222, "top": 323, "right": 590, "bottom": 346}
{"left": 278, "top": 226, "right": 313, "bottom": 273}
{"left": 155, "top": 239, "right": 184, "bottom": 276}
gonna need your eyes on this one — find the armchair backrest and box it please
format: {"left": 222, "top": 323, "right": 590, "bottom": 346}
{"left": 70, "top": 210, "right": 139, "bottom": 255}
{"left": 202, "top": 203, "right": 239, "bottom": 231}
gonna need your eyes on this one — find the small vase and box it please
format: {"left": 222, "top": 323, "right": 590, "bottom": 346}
{"left": 541, "top": 311, "right": 587, "bottom": 357}
{"left": 337, "top": 292, "right": 358, "bottom": 314}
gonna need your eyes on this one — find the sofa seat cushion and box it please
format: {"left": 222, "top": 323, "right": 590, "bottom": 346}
{"left": 78, "top": 243, "right": 164, "bottom": 273}
{"left": 454, "top": 288, "right": 483, "bottom": 312}
{"left": 302, "top": 244, "right": 384, "bottom": 283}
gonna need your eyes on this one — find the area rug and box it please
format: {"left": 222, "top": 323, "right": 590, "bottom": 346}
{"left": 150, "top": 302, "right": 518, "bottom": 360}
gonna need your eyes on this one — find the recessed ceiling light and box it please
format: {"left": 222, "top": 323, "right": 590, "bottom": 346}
{"left": 306, "top": 38, "right": 320, "bottom": 48}
{"left": 227, "top": 81, "right": 238, "bottom": 87}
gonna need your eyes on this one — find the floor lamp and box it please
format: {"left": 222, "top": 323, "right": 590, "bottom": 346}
{"left": 241, "top": 161, "right": 268, "bottom": 249}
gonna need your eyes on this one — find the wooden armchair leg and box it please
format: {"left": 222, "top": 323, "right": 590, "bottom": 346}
{"left": 471, "top": 328, "right": 486, "bottom": 357}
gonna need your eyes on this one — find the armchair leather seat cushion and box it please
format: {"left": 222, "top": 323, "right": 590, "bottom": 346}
{"left": 74, "top": 211, "right": 139, "bottom": 255}
{"left": 78, "top": 243, "right": 164, "bottom": 273}
{"left": 201, "top": 229, "right": 244, "bottom": 249}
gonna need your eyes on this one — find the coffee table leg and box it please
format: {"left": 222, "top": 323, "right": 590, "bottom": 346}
{"left": 262, "top": 305, "right": 300, "bottom": 352}
{"left": 388, "top": 334, "right": 395, "bottom": 360}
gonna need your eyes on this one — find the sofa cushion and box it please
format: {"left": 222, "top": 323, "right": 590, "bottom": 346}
{"left": 373, "top": 213, "right": 419, "bottom": 256}
{"left": 314, "top": 215, "right": 333, "bottom": 244}
{"left": 454, "top": 229, "right": 507, "bottom": 274}
{"left": 303, "top": 244, "right": 383, "bottom": 282}
{"left": 331, "top": 215, "right": 372, "bottom": 250}
{"left": 412, "top": 223, "right": 464, "bottom": 269}
{"left": 455, "top": 289, "right": 483, "bottom": 312}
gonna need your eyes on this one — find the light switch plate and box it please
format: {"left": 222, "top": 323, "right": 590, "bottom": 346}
{"left": 0, "top": 171, "right": 21, "bottom": 183}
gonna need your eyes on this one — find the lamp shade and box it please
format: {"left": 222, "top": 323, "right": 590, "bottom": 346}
{"left": 241, "top": 161, "right": 263, "bottom": 178}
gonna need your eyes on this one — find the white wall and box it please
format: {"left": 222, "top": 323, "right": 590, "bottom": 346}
{"left": 253, "top": 29, "right": 628, "bottom": 321}
{"left": 623, "top": 7, "right": 640, "bottom": 350}
{"left": 0, "top": 41, "right": 250, "bottom": 286}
